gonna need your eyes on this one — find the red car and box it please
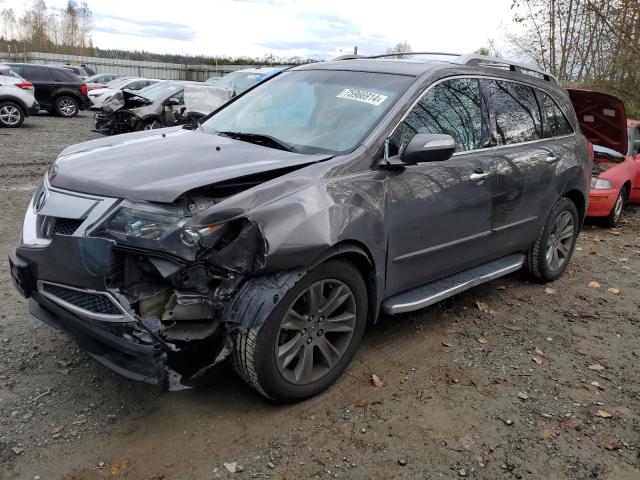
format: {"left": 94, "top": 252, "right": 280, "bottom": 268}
{"left": 568, "top": 89, "right": 640, "bottom": 227}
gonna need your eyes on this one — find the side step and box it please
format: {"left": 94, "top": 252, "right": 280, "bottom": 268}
{"left": 382, "top": 254, "right": 525, "bottom": 315}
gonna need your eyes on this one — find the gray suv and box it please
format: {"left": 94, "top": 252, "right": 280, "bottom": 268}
{"left": 9, "top": 54, "right": 591, "bottom": 402}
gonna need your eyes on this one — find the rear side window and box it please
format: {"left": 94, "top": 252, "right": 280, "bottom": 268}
{"left": 536, "top": 90, "right": 573, "bottom": 137}
{"left": 485, "top": 80, "right": 543, "bottom": 145}
{"left": 394, "top": 78, "right": 488, "bottom": 153}
{"left": 23, "top": 66, "right": 52, "bottom": 82}
{"left": 50, "top": 69, "right": 75, "bottom": 82}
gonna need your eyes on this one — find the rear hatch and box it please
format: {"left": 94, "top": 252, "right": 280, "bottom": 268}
{"left": 567, "top": 88, "right": 628, "bottom": 156}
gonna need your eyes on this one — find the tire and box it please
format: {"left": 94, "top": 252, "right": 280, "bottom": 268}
{"left": 602, "top": 188, "right": 626, "bottom": 228}
{"left": 0, "top": 101, "right": 25, "bottom": 128}
{"left": 134, "top": 118, "right": 156, "bottom": 131}
{"left": 54, "top": 96, "right": 79, "bottom": 117}
{"left": 232, "top": 259, "right": 368, "bottom": 402}
{"left": 525, "top": 197, "right": 579, "bottom": 282}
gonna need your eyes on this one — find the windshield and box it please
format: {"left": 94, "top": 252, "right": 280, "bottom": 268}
{"left": 202, "top": 70, "right": 413, "bottom": 154}
{"left": 105, "top": 77, "right": 134, "bottom": 89}
{"left": 218, "top": 71, "right": 264, "bottom": 95}
{"left": 138, "top": 82, "right": 184, "bottom": 102}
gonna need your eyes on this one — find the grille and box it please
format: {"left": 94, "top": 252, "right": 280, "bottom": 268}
{"left": 52, "top": 218, "right": 83, "bottom": 236}
{"left": 43, "top": 284, "right": 121, "bottom": 315}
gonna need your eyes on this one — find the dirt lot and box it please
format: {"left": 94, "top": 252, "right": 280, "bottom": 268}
{"left": 0, "top": 114, "right": 639, "bottom": 480}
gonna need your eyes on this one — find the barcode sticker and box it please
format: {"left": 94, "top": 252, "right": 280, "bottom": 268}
{"left": 603, "top": 108, "right": 616, "bottom": 117}
{"left": 336, "top": 89, "right": 388, "bottom": 106}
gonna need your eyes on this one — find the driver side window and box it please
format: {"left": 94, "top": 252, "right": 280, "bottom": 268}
{"left": 391, "top": 78, "right": 487, "bottom": 156}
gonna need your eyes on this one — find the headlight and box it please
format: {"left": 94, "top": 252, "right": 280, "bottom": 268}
{"left": 591, "top": 178, "right": 613, "bottom": 189}
{"left": 92, "top": 201, "right": 227, "bottom": 259}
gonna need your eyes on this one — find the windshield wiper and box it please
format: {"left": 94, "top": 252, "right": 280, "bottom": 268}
{"left": 218, "top": 131, "right": 296, "bottom": 152}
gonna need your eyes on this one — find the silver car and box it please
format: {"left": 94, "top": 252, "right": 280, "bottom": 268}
{"left": 0, "top": 65, "right": 39, "bottom": 127}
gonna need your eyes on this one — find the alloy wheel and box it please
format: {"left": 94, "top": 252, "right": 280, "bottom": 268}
{"left": 58, "top": 98, "right": 77, "bottom": 116}
{"left": 545, "top": 211, "right": 575, "bottom": 271}
{"left": 0, "top": 105, "right": 21, "bottom": 126}
{"left": 275, "top": 279, "right": 357, "bottom": 385}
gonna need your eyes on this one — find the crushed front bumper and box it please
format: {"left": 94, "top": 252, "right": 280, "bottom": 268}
{"left": 10, "top": 248, "right": 169, "bottom": 386}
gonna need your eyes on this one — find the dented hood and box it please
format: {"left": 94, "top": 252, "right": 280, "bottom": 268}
{"left": 50, "top": 128, "right": 329, "bottom": 202}
{"left": 567, "top": 88, "right": 628, "bottom": 156}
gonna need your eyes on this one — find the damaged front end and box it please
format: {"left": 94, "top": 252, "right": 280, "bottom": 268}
{"left": 93, "top": 90, "right": 151, "bottom": 136}
{"left": 11, "top": 183, "right": 268, "bottom": 389}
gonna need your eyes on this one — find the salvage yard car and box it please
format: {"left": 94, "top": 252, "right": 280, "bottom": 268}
{"left": 9, "top": 54, "right": 591, "bottom": 402}
{"left": 5, "top": 63, "right": 90, "bottom": 117}
{"left": 88, "top": 77, "right": 160, "bottom": 110}
{"left": 93, "top": 80, "right": 198, "bottom": 135}
{"left": 568, "top": 89, "right": 640, "bottom": 226}
{"left": 0, "top": 65, "right": 39, "bottom": 128}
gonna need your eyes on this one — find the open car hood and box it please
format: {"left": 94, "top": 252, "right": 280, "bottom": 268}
{"left": 50, "top": 128, "right": 329, "bottom": 203}
{"left": 567, "top": 88, "right": 628, "bottom": 156}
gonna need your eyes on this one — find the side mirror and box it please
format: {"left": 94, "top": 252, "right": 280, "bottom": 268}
{"left": 401, "top": 133, "right": 456, "bottom": 164}
{"left": 163, "top": 97, "right": 180, "bottom": 106}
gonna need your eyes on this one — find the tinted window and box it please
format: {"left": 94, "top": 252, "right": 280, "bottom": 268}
{"left": 536, "top": 90, "right": 573, "bottom": 137}
{"left": 50, "top": 68, "right": 74, "bottom": 82}
{"left": 23, "top": 66, "right": 51, "bottom": 82}
{"left": 393, "top": 78, "right": 488, "bottom": 153}
{"left": 485, "top": 80, "right": 543, "bottom": 145}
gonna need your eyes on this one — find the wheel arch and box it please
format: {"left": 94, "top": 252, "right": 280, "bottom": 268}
{"left": 308, "top": 240, "right": 382, "bottom": 326}
{"left": 0, "top": 95, "right": 28, "bottom": 117}
{"left": 622, "top": 180, "right": 632, "bottom": 197}
{"left": 563, "top": 189, "right": 586, "bottom": 228}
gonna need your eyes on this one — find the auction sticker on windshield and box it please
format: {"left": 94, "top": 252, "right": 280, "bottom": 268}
{"left": 337, "top": 88, "right": 388, "bottom": 106}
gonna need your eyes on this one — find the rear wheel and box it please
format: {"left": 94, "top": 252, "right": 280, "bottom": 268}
{"left": 54, "top": 96, "right": 79, "bottom": 117}
{"left": 134, "top": 118, "right": 156, "bottom": 131}
{"left": 0, "top": 101, "right": 24, "bottom": 127}
{"left": 232, "top": 260, "right": 367, "bottom": 402}
{"left": 602, "top": 188, "right": 625, "bottom": 228}
{"left": 525, "top": 198, "right": 579, "bottom": 282}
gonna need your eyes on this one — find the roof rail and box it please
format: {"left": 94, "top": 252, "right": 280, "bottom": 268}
{"left": 331, "top": 51, "right": 558, "bottom": 84}
{"left": 453, "top": 54, "right": 558, "bottom": 83}
{"left": 367, "top": 51, "right": 462, "bottom": 60}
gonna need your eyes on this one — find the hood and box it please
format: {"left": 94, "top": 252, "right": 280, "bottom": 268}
{"left": 567, "top": 88, "right": 628, "bottom": 156}
{"left": 50, "top": 128, "right": 329, "bottom": 203}
{"left": 89, "top": 87, "right": 114, "bottom": 97}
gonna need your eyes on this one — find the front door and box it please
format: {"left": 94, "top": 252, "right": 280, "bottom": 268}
{"left": 385, "top": 78, "right": 496, "bottom": 296}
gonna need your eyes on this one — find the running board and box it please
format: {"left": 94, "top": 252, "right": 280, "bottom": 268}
{"left": 382, "top": 254, "right": 525, "bottom": 315}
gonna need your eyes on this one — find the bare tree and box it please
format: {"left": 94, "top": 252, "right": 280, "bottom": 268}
{"left": 387, "top": 41, "right": 412, "bottom": 55}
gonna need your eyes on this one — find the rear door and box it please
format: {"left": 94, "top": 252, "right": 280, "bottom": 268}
{"left": 22, "top": 66, "right": 54, "bottom": 108}
{"left": 385, "top": 78, "right": 497, "bottom": 295}
{"left": 483, "top": 79, "right": 560, "bottom": 256}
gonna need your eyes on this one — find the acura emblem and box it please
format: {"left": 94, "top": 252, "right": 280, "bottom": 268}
{"left": 34, "top": 190, "right": 48, "bottom": 213}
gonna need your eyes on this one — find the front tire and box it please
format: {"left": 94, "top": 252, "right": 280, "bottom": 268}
{"left": 602, "top": 188, "right": 625, "bottom": 228}
{"left": 525, "top": 198, "right": 579, "bottom": 282}
{"left": 0, "top": 101, "right": 24, "bottom": 127}
{"left": 232, "top": 260, "right": 368, "bottom": 402}
{"left": 54, "top": 96, "right": 79, "bottom": 117}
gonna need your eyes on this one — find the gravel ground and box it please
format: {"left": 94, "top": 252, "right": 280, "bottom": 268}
{"left": 0, "top": 114, "right": 639, "bottom": 480}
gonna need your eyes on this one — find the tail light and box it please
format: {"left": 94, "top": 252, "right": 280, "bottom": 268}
{"left": 81, "top": 84, "right": 88, "bottom": 95}
{"left": 15, "top": 82, "right": 33, "bottom": 90}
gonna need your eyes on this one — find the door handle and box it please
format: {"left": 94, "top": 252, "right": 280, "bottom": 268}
{"left": 545, "top": 153, "right": 558, "bottom": 163}
{"left": 470, "top": 171, "right": 490, "bottom": 181}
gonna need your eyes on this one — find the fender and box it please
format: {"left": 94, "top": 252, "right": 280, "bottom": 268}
{"left": 0, "top": 95, "right": 29, "bottom": 117}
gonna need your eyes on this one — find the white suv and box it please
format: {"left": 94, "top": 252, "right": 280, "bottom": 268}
{"left": 0, "top": 65, "right": 39, "bottom": 127}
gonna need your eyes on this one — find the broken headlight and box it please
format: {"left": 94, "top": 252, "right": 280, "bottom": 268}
{"left": 93, "top": 201, "right": 227, "bottom": 259}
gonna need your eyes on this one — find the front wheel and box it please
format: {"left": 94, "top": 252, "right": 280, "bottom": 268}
{"left": 232, "top": 260, "right": 368, "bottom": 402}
{"left": 602, "top": 188, "right": 625, "bottom": 228}
{"left": 525, "top": 197, "right": 579, "bottom": 282}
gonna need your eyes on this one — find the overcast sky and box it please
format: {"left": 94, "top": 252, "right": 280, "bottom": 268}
{"left": 2, "top": 0, "right": 515, "bottom": 59}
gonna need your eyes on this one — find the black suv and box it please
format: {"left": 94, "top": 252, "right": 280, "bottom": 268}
{"left": 9, "top": 54, "right": 591, "bottom": 402}
{"left": 5, "top": 63, "right": 90, "bottom": 117}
